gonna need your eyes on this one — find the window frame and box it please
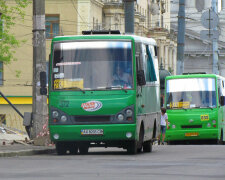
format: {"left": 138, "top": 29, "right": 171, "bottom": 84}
{"left": 45, "top": 14, "right": 60, "bottom": 39}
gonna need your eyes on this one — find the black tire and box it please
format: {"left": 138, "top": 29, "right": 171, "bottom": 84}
{"left": 69, "top": 143, "right": 78, "bottom": 155}
{"left": 56, "top": 142, "right": 67, "bottom": 155}
{"left": 79, "top": 145, "right": 89, "bottom": 155}
{"left": 127, "top": 141, "right": 137, "bottom": 154}
{"left": 137, "top": 126, "right": 144, "bottom": 153}
{"left": 217, "top": 130, "right": 224, "bottom": 145}
{"left": 143, "top": 140, "right": 152, "bottom": 152}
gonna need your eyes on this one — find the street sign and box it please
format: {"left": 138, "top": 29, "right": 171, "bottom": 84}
{"left": 200, "top": 30, "right": 220, "bottom": 41}
{"left": 201, "top": 9, "right": 219, "bottom": 29}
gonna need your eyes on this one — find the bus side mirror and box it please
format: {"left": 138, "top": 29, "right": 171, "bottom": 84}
{"left": 137, "top": 70, "right": 146, "bottom": 86}
{"left": 220, "top": 96, "right": 225, "bottom": 106}
{"left": 40, "top": 71, "right": 47, "bottom": 95}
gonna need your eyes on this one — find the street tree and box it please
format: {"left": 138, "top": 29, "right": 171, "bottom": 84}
{"left": 0, "top": 0, "right": 30, "bottom": 66}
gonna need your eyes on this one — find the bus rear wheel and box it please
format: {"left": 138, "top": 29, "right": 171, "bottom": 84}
{"left": 143, "top": 140, "right": 152, "bottom": 152}
{"left": 137, "top": 126, "right": 144, "bottom": 153}
{"left": 217, "top": 130, "right": 224, "bottom": 145}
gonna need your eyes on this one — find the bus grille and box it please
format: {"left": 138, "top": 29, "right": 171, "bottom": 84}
{"left": 74, "top": 116, "right": 111, "bottom": 123}
{"left": 181, "top": 125, "right": 202, "bottom": 128}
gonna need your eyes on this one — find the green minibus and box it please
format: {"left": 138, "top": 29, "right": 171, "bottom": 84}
{"left": 47, "top": 31, "right": 161, "bottom": 154}
{"left": 165, "top": 74, "right": 225, "bottom": 144}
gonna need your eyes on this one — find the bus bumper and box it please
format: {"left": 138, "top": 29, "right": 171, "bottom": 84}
{"left": 50, "top": 124, "right": 137, "bottom": 142}
{"left": 165, "top": 129, "right": 218, "bottom": 141}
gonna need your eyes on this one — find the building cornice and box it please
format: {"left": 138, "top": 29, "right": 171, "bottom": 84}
{"left": 171, "top": 24, "right": 225, "bottom": 49}
{"left": 77, "top": 0, "right": 104, "bottom": 7}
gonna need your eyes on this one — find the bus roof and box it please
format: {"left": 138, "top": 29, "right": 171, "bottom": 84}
{"left": 165, "top": 74, "right": 224, "bottom": 80}
{"left": 52, "top": 34, "right": 157, "bottom": 45}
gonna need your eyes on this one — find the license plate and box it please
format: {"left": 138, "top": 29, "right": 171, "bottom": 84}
{"left": 185, "top": 132, "right": 199, "bottom": 137}
{"left": 81, "top": 129, "right": 103, "bottom": 135}
{"left": 201, "top": 115, "right": 209, "bottom": 121}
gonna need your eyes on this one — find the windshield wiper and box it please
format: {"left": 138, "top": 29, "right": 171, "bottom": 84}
{"left": 63, "top": 87, "right": 85, "bottom": 94}
{"left": 195, "top": 106, "right": 214, "bottom": 110}
{"left": 97, "top": 86, "right": 128, "bottom": 93}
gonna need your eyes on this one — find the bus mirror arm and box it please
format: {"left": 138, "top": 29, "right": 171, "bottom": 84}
{"left": 137, "top": 70, "right": 146, "bottom": 86}
{"left": 40, "top": 71, "right": 47, "bottom": 96}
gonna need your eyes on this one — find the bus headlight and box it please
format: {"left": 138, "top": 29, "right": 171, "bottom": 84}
{"left": 125, "top": 109, "right": 133, "bottom": 117}
{"left": 61, "top": 115, "right": 67, "bottom": 122}
{"left": 52, "top": 111, "right": 59, "bottom": 118}
{"left": 117, "top": 114, "right": 124, "bottom": 121}
{"left": 53, "top": 134, "right": 59, "bottom": 140}
{"left": 212, "top": 120, "right": 216, "bottom": 124}
{"left": 207, "top": 123, "right": 211, "bottom": 127}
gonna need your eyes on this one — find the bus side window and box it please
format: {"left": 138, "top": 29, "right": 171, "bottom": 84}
{"left": 145, "top": 45, "right": 157, "bottom": 82}
{"left": 154, "top": 46, "right": 158, "bottom": 57}
{"left": 136, "top": 43, "right": 146, "bottom": 86}
{"left": 221, "top": 80, "right": 225, "bottom": 106}
{"left": 218, "top": 80, "right": 223, "bottom": 106}
{"left": 135, "top": 42, "right": 142, "bottom": 71}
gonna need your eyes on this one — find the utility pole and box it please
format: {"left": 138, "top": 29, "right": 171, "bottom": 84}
{"left": 212, "top": 0, "right": 219, "bottom": 75}
{"left": 124, "top": 0, "right": 135, "bottom": 34}
{"left": 176, "top": 0, "right": 185, "bottom": 75}
{"left": 31, "top": 0, "right": 48, "bottom": 141}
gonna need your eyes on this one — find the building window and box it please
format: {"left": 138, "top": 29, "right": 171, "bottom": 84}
{"left": 46, "top": 15, "right": 59, "bottom": 39}
{"left": 0, "top": 61, "right": 3, "bottom": 85}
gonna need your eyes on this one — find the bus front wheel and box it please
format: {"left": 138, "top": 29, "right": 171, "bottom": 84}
{"left": 56, "top": 142, "right": 67, "bottom": 155}
{"left": 127, "top": 141, "right": 137, "bottom": 154}
{"left": 69, "top": 143, "right": 78, "bottom": 155}
{"left": 79, "top": 145, "right": 89, "bottom": 155}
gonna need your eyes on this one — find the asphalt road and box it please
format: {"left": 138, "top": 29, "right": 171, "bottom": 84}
{"left": 0, "top": 145, "right": 225, "bottom": 180}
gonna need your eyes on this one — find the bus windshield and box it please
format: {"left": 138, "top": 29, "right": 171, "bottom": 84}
{"left": 166, "top": 78, "right": 217, "bottom": 109}
{"left": 52, "top": 41, "right": 133, "bottom": 91}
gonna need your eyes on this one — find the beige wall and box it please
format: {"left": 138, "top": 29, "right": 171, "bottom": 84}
{"left": 77, "top": 0, "right": 103, "bottom": 34}
{"left": 45, "top": 0, "right": 78, "bottom": 59}
{"left": 0, "top": 104, "right": 32, "bottom": 132}
{"left": 2, "top": 0, "right": 176, "bottom": 97}
{"left": 1, "top": 0, "right": 79, "bottom": 96}
{"left": 1, "top": 1, "right": 33, "bottom": 96}
{"left": 163, "top": 0, "right": 171, "bottom": 30}
{"left": 1, "top": 0, "right": 176, "bottom": 132}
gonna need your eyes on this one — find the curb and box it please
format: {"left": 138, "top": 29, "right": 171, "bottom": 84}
{"left": 0, "top": 148, "right": 55, "bottom": 157}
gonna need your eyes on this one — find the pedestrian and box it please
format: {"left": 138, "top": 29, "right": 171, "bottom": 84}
{"left": 158, "top": 107, "right": 168, "bottom": 145}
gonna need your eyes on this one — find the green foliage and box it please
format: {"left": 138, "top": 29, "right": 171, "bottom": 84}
{"left": 15, "top": 70, "right": 21, "bottom": 77}
{"left": 0, "top": 0, "right": 30, "bottom": 64}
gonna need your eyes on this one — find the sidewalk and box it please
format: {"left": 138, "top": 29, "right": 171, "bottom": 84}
{"left": 0, "top": 140, "right": 55, "bottom": 157}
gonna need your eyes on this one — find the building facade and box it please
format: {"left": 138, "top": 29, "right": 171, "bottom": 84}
{"left": 0, "top": 0, "right": 176, "bottom": 132}
{"left": 171, "top": 0, "right": 225, "bottom": 76}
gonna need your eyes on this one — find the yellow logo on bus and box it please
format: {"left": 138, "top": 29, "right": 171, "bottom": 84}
{"left": 54, "top": 79, "right": 83, "bottom": 89}
{"left": 169, "top": 101, "right": 190, "bottom": 108}
{"left": 200, "top": 115, "right": 209, "bottom": 121}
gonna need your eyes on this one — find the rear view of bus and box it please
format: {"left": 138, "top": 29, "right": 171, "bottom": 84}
{"left": 165, "top": 74, "right": 225, "bottom": 144}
